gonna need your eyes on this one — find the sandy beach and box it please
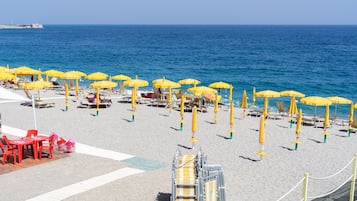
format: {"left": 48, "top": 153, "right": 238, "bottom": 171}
{"left": 1, "top": 88, "right": 357, "bottom": 201}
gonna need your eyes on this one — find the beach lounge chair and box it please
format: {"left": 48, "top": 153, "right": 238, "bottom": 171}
{"left": 22, "top": 90, "right": 55, "bottom": 108}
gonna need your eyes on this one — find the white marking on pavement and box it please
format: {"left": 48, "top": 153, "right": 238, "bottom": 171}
{"left": 26, "top": 167, "right": 144, "bottom": 201}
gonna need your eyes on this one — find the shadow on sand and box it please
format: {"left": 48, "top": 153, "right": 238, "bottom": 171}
{"left": 205, "top": 120, "right": 216, "bottom": 125}
{"left": 122, "top": 118, "right": 132, "bottom": 122}
{"left": 177, "top": 144, "right": 192, "bottom": 150}
{"left": 308, "top": 138, "right": 323, "bottom": 144}
{"left": 170, "top": 127, "right": 180, "bottom": 132}
{"left": 279, "top": 146, "right": 294, "bottom": 151}
{"left": 239, "top": 155, "right": 260, "bottom": 162}
{"left": 155, "top": 192, "right": 171, "bottom": 201}
{"left": 216, "top": 134, "right": 230, "bottom": 140}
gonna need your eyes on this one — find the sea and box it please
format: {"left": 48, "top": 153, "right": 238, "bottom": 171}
{"left": 0, "top": 25, "right": 356, "bottom": 119}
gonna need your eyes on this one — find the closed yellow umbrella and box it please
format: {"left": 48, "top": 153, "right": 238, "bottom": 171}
{"left": 180, "top": 95, "right": 185, "bottom": 131}
{"left": 257, "top": 115, "right": 266, "bottom": 160}
{"left": 86, "top": 72, "right": 108, "bottom": 81}
{"left": 228, "top": 85, "right": 233, "bottom": 103}
{"left": 65, "top": 84, "right": 69, "bottom": 111}
{"left": 213, "top": 93, "right": 219, "bottom": 123}
{"left": 95, "top": 88, "right": 100, "bottom": 116}
{"left": 252, "top": 87, "right": 256, "bottom": 107}
{"left": 191, "top": 106, "right": 198, "bottom": 149}
{"left": 288, "top": 96, "right": 298, "bottom": 115}
{"left": 348, "top": 103, "right": 354, "bottom": 137}
{"left": 131, "top": 87, "right": 137, "bottom": 122}
{"left": 295, "top": 108, "right": 302, "bottom": 151}
{"left": 322, "top": 104, "right": 330, "bottom": 143}
{"left": 240, "top": 90, "right": 248, "bottom": 109}
{"left": 229, "top": 103, "right": 235, "bottom": 139}
{"left": 75, "top": 79, "right": 79, "bottom": 100}
{"left": 240, "top": 90, "right": 248, "bottom": 117}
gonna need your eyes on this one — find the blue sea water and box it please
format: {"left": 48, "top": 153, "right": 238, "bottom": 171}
{"left": 1, "top": 25, "right": 357, "bottom": 118}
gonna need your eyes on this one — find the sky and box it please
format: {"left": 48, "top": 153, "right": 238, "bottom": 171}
{"left": 1, "top": 0, "right": 357, "bottom": 25}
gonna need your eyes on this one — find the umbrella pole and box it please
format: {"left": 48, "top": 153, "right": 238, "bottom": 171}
{"left": 180, "top": 116, "right": 183, "bottom": 131}
{"left": 32, "top": 96, "right": 37, "bottom": 129}
{"left": 295, "top": 137, "right": 300, "bottom": 151}
{"left": 323, "top": 127, "right": 328, "bottom": 143}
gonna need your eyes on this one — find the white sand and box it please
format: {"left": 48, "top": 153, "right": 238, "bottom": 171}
{"left": 1, "top": 88, "right": 357, "bottom": 201}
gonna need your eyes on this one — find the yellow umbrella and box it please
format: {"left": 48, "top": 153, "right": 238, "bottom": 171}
{"left": 44, "top": 70, "right": 64, "bottom": 82}
{"left": 257, "top": 115, "right": 266, "bottom": 160}
{"left": 178, "top": 78, "right": 200, "bottom": 87}
{"left": 280, "top": 90, "right": 305, "bottom": 98}
{"left": 191, "top": 106, "right": 198, "bottom": 149}
{"left": 324, "top": 105, "right": 330, "bottom": 128}
{"left": 213, "top": 93, "right": 219, "bottom": 123}
{"left": 75, "top": 79, "right": 79, "bottom": 100}
{"left": 95, "top": 88, "right": 100, "bottom": 116}
{"left": 326, "top": 96, "right": 353, "bottom": 120}
{"left": 153, "top": 78, "right": 180, "bottom": 89}
{"left": 187, "top": 86, "right": 217, "bottom": 96}
{"left": 240, "top": 90, "right": 248, "bottom": 109}
{"left": 240, "top": 90, "right": 248, "bottom": 118}
{"left": 23, "top": 80, "right": 52, "bottom": 99}
{"left": 354, "top": 103, "right": 357, "bottom": 109}
{"left": 65, "top": 70, "right": 87, "bottom": 77}
{"left": 180, "top": 95, "right": 185, "bottom": 131}
{"left": 255, "top": 90, "right": 280, "bottom": 117}
{"left": 347, "top": 103, "right": 354, "bottom": 136}
{"left": 14, "top": 66, "right": 40, "bottom": 76}
{"left": 252, "top": 87, "right": 256, "bottom": 107}
{"left": 111, "top": 74, "right": 131, "bottom": 81}
{"left": 300, "top": 96, "right": 331, "bottom": 106}
{"left": 65, "top": 84, "right": 69, "bottom": 111}
{"left": 228, "top": 85, "right": 233, "bottom": 103}
{"left": 288, "top": 96, "right": 298, "bottom": 115}
{"left": 90, "top": 81, "right": 118, "bottom": 89}
{"left": 61, "top": 72, "right": 81, "bottom": 80}
{"left": 295, "top": 108, "right": 302, "bottom": 151}
{"left": 123, "top": 77, "right": 148, "bottom": 88}
{"left": 229, "top": 103, "right": 235, "bottom": 139}
{"left": 208, "top": 81, "right": 231, "bottom": 89}
{"left": 86, "top": 72, "right": 108, "bottom": 81}
{"left": 0, "top": 72, "right": 15, "bottom": 81}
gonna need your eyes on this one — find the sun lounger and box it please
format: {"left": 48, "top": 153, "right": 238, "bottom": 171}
{"left": 79, "top": 101, "right": 111, "bottom": 108}
{"left": 247, "top": 109, "right": 263, "bottom": 117}
{"left": 21, "top": 100, "right": 55, "bottom": 108}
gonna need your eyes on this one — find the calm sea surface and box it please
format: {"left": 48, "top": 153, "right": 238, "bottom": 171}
{"left": 1, "top": 25, "right": 356, "bottom": 117}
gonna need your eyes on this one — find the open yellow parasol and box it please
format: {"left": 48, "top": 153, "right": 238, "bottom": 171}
{"left": 208, "top": 81, "right": 231, "bottom": 89}
{"left": 86, "top": 72, "right": 108, "bottom": 81}
{"left": 111, "top": 74, "right": 131, "bottom": 81}
{"left": 326, "top": 96, "right": 352, "bottom": 120}
{"left": 180, "top": 95, "right": 185, "bottom": 131}
{"left": 43, "top": 70, "right": 64, "bottom": 81}
{"left": 255, "top": 90, "right": 280, "bottom": 117}
{"left": 0, "top": 72, "right": 16, "bottom": 81}
{"left": 123, "top": 76, "right": 148, "bottom": 88}
{"left": 280, "top": 90, "right": 305, "bottom": 115}
{"left": 178, "top": 78, "right": 200, "bottom": 87}
{"left": 23, "top": 80, "right": 53, "bottom": 99}
{"left": 14, "top": 66, "right": 40, "bottom": 76}
{"left": 187, "top": 86, "right": 217, "bottom": 96}
{"left": 90, "top": 81, "right": 118, "bottom": 89}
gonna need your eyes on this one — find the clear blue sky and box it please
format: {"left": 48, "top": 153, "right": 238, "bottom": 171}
{"left": 2, "top": 0, "right": 357, "bottom": 25}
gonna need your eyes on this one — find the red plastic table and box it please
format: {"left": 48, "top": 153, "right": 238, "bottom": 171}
{"left": 8, "top": 139, "right": 33, "bottom": 163}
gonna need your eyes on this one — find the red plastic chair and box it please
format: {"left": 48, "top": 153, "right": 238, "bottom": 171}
{"left": 39, "top": 135, "right": 54, "bottom": 160}
{"left": 22, "top": 129, "right": 38, "bottom": 154}
{"left": 0, "top": 138, "right": 16, "bottom": 165}
{"left": 2, "top": 135, "right": 16, "bottom": 150}
{"left": 25, "top": 129, "right": 38, "bottom": 138}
